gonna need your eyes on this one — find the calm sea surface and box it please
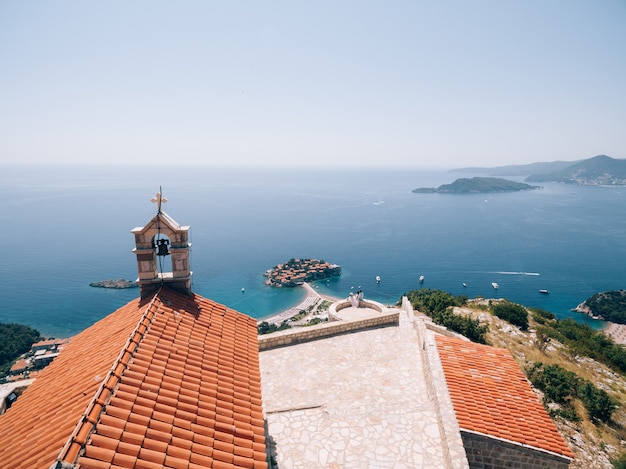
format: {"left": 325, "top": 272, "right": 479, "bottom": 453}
{"left": 1, "top": 165, "right": 625, "bottom": 337}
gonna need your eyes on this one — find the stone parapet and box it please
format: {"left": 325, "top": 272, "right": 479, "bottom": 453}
{"left": 401, "top": 296, "right": 470, "bottom": 469}
{"left": 258, "top": 309, "right": 399, "bottom": 351}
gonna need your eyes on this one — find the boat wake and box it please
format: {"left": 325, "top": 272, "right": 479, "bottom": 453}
{"left": 494, "top": 271, "right": 540, "bottom": 276}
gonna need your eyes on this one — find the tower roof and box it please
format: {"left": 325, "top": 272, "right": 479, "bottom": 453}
{"left": 0, "top": 288, "right": 268, "bottom": 469}
{"left": 130, "top": 211, "right": 189, "bottom": 236}
{"left": 436, "top": 334, "right": 574, "bottom": 459}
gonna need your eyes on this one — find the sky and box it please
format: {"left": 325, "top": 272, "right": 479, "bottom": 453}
{"left": 1, "top": 1, "right": 625, "bottom": 169}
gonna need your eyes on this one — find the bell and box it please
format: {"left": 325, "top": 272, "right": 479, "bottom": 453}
{"left": 156, "top": 239, "right": 170, "bottom": 256}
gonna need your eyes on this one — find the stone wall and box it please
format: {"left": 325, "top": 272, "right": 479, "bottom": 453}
{"left": 258, "top": 310, "right": 399, "bottom": 351}
{"left": 461, "top": 430, "right": 571, "bottom": 469}
{"left": 402, "top": 297, "right": 470, "bottom": 469}
{"left": 327, "top": 298, "right": 386, "bottom": 321}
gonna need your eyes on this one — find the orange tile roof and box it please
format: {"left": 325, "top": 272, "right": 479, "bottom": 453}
{"left": 0, "top": 288, "right": 267, "bottom": 469}
{"left": 10, "top": 358, "right": 28, "bottom": 373}
{"left": 435, "top": 334, "right": 573, "bottom": 459}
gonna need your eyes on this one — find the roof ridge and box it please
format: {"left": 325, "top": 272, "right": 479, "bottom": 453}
{"left": 51, "top": 289, "right": 164, "bottom": 468}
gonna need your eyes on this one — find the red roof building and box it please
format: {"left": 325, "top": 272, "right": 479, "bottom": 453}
{"left": 0, "top": 200, "right": 268, "bottom": 469}
{"left": 436, "top": 334, "right": 573, "bottom": 468}
{"left": 0, "top": 289, "right": 267, "bottom": 469}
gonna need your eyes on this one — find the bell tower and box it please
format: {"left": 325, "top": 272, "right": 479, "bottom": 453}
{"left": 131, "top": 189, "right": 192, "bottom": 299}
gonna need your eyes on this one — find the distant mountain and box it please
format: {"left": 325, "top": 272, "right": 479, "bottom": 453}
{"left": 413, "top": 177, "right": 539, "bottom": 194}
{"left": 525, "top": 155, "right": 626, "bottom": 185}
{"left": 456, "top": 160, "right": 581, "bottom": 177}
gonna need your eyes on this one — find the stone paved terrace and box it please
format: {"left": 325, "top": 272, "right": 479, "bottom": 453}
{"left": 258, "top": 305, "right": 469, "bottom": 468}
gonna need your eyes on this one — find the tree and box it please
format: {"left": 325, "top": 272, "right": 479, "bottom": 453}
{"left": 577, "top": 381, "right": 617, "bottom": 423}
{"left": 0, "top": 323, "right": 42, "bottom": 376}
{"left": 535, "top": 327, "right": 551, "bottom": 353}
{"left": 491, "top": 300, "right": 529, "bottom": 330}
{"left": 406, "top": 289, "right": 486, "bottom": 343}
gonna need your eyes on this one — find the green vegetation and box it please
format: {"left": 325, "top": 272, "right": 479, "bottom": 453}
{"left": 529, "top": 307, "right": 555, "bottom": 324}
{"left": 257, "top": 321, "right": 292, "bottom": 335}
{"left": 301, "top": 317, "right": 325, "bottom": 327}
{"left": 612, "top": 452, "right": 626, "bottom": 469}
{"left": 413, "top": 177, "right": 538, "bottom": 193}
{"left": 0, "top": 323, "right": 42, "bottom": 376}
{"left": 490, "top": 300, "right": 529, "bottom": 330}
{"left": 580, "top": 290, "right": 626, "bottom": 324}
{"left": 526, "top": 154, "right": 626, "bottom": 185}
{"left": 532, "top": 314, "right": 626, "bottom": 374}
{"left": 526, "top": 362, "right": 617, "bottom": 423}
{"left": 317, "top": 300, "right": 332, "bottom": 312}
{"left": 405, "top": 289, "right": 488, "bottom": 344}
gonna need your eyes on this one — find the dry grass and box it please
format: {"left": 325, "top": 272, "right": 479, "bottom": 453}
{"left": 454, "top": 302, "right": 626, "bottom": 468}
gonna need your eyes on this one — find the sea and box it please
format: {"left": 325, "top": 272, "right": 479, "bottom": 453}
{"left": 1, "top": 164, "right": 625, "bottom": 339}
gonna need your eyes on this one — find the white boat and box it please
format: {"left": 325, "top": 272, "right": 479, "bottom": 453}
{"left": 376, "top": 276, "right": 381, "bottom": 284}
{"left": 491, "top": 282, "right": 499, "bottom": 289}
{"left": 462, "top": 282, "right": 467, "bottom": 287}
{"left": 539, "top": 289, "right": 549, "bottom": 294}
{"left": 419, "top": 275, "right": 425, "bottom": 283}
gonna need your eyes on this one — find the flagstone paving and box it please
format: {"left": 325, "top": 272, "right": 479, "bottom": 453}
{"left": 259, "top": 308, "right": 469, "bottom": 468}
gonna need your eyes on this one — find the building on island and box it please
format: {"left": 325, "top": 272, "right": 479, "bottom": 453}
{"left": 0, "top": 191, "right": 574, "bottom": 468}
{"left": 265, "top": 258, "right": 341, "bottom": 287}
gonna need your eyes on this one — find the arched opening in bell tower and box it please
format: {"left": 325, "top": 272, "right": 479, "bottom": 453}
{"left": 152, "top": 233, "right": 172, "bottom": 275}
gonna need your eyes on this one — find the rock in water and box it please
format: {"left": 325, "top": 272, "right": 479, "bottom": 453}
{"left": 89, "top": 279, "right": 138, "bottom": 289}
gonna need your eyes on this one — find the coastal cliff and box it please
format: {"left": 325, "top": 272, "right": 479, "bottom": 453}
{"left": 575, "top": 290, "right": 626, "bottom": 324}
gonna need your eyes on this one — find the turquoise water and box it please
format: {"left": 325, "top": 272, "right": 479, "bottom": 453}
{"left": 1, "top": 165, "right": 624, "bottom": 337}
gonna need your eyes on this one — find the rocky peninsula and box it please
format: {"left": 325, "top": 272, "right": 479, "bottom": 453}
{"left": 265, "top": 258, "right": 341, "bottom": 287}
{"left": 574, "top": 290, "right": 626, "bottom": 324}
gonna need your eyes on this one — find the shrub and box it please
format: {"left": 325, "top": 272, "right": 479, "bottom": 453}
{"left": 526, "top": 362, "right": 616, "bottom": 424}
{"left": 577, "top": 381, "right": 617, "bottom": 423}
{"left": 545, "top": 319, "right": 626, "bottom": 374}
{"left": 406, "top": 288, "right": 465, "bottom": 315}
{"left": 258, "top": 321, "right": 291, "bottom": 335}
{"left": 491, "top": 300, "right": 529, "bottom": 330}
{"left": 530, "top": 307, "right": 555, "bottom": 325}
{"left": 527, "top": 362, "right": 578, "bottom": 405}
{"left": 406, "top": 289, "right": 487, "bottom": 343}
{"left": 611, "top": 452, "right": 626, "bottom": 469}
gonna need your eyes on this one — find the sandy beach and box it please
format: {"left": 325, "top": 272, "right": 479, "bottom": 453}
{"left": 604, "top": 322, "right": 626, "bottom": 345}
{"left": 257, "top": 283, "right": 341, "bottom": 325}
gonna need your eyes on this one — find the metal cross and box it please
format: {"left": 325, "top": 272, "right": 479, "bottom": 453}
{"left": 150, "top": 187, "right": 167, "bottom": 213}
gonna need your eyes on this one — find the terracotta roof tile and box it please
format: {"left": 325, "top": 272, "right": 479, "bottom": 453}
{"left": 0, "top": 288, "right": 267, "bottom": 468}
{"left": 435, "top": 334, "right": 574, "bottom": 459}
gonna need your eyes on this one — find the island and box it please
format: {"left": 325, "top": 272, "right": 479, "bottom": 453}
{"left": 89, "top": 279, "right": 138, "bottom": 289}
{"left": 413, "top": 177, "right": 539, "bottom": 194}
{"left": 574, "top": 290, "right": 626, "bottom": 324}
{"left": 265, "top": 258, "right": 341, "bottom": 287}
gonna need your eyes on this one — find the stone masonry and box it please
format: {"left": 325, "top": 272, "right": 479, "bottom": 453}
{"left": 258, "top": 303, "right": 469, "bottom": 468}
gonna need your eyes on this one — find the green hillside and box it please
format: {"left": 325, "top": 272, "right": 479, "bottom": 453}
{"left": 526, "top": 155, "right": 626, "bottom": 184}
{"left": 413, "top": 177, "right": 538, "bottom": 193}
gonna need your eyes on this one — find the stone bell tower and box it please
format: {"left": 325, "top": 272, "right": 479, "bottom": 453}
{"left": 131, "top": 189, "right": 192, "bottom": 299}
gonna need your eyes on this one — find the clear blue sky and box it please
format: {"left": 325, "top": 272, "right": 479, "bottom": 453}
{"left": 1, "top": 1, "right": 625, "bottom": 168}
